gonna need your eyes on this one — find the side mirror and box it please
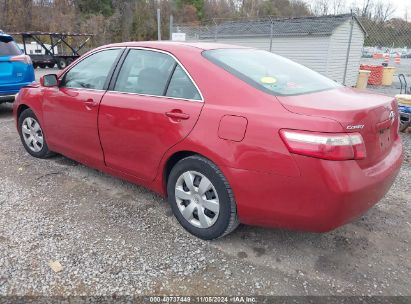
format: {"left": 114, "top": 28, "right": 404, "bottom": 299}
{"left": 41, "top": 74, "right": 58, "bottom": 87}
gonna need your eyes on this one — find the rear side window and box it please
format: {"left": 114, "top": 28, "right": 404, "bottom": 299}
{"left": 203, "top": 49, "right": 340, "bottom": 96}
{"left": 166, "top": 65, "right": 201, "bottom": 100}
{"left": 114, "top": 49, "right": 175, "bottom": 96}
{"left": 114, "top": 49, "right": 201, "bottom": 100}
{"left": 0, "top": 40, "right": 21, "bottom": 56}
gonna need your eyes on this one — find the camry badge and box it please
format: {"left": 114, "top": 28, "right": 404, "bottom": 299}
{"left": 346, "top": 124, "right": 364, "bottom": 130}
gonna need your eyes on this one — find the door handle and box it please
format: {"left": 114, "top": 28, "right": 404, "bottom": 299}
{"left": 165, "top": 111, "right": 190, "bottom": 120}
{"left": 84, "top": 98, "right": 98, "bottom": 107}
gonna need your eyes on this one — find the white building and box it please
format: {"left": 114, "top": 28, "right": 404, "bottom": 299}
{"left": 177, "top": 14, "right": 366, "bottom": 87}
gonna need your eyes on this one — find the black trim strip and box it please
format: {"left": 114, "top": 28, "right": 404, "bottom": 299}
{"left": 163, "top": 62, "right": 178, "bottom": 96}
{"left": 107, "top": 48, "right": 130, "bottom": 91}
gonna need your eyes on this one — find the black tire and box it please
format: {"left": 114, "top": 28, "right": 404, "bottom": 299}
{"left": 167, "top": 155, "right": 239, "bottom": 240}
{"left": 39, "top": 63, "right": 46, "bottom": 69}
{"left": 18, "top": 108, "right": 53, "bottom": 158}
{"left": 399, "top": 114, "right": 411, "bottom": 132}
{"left": 33, "top": 63, "right": 38, "bottom": 69}
{"left": 56, "top": 58, "right": 67, "bottom": 69}
{"left": 47, "top": 63, "right": 55, "bottom": 68}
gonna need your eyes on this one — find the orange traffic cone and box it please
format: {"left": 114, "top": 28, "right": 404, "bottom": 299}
{"left": 394, "top": 53, "right": 401, "bottom": 64}
{"left": 384, "top": 53, "right": 390, "bottom": 63}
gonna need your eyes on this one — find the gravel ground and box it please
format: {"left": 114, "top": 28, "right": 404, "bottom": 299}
{"left": 0, "top": 99, "right": 410, "bottom": 297}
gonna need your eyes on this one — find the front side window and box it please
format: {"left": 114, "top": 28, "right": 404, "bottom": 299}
{"left": 114, "top": 49, "right": 175, "bottom": 96}
{"left": 203, "top": 49, "right": 340, "bottom": 96}
{"left": 60, "top": 49, "right": 122, "bottom": 90}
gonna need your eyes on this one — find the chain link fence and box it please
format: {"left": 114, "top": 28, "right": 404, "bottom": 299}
{"left": 359, "top": 17, "right": 411, "bottom": 77}
{"left": 172, "top": 14, "right": 411, "bottom": 94}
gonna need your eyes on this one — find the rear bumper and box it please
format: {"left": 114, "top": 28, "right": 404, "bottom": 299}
{"left": 0, "top": 94, "right": 16, "bottom": 102}
{"left": 224, "top": 138, "right": 403, "bottom": 232}
{"left": 0, "top": 81, "right": 33, "bottom": 93}
{"left": 0, "top": 81, "right": 33, "bottom": 102}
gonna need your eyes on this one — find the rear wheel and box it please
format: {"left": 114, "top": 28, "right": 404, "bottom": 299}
{"left": 56, "top": 58, "right": 67, "bottom": 69}
{"left": 39, "top": 63, "right": 46, "bottom": 69}
{"left": 399, "top": 113, "right": 411, "bottom": 132}
{"left": 167, "top": 155, "right": 239, "bottom": 240}
{"left": 18, "top": 109, "right": 52, "bottom": 158}
{"left": 47, "top": 63, "right": 55, "bottom": 68}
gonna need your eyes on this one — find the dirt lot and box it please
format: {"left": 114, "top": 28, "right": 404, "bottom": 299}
{"left": 0, "top": 80, "right": 410, "bottom": 297}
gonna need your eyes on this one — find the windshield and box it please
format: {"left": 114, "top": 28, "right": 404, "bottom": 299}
{"left": 203, "top": 49, "right": 341, "bottom": 96}
{"left": 0, "top": 38, "right": 22, "bottom": 56}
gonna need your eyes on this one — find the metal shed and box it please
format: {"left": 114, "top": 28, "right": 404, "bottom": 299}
{"left": 175, "top": 14, "right": 367, "bottom": 87}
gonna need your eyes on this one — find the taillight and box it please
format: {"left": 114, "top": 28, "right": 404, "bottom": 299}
{"left": 279, "top": 129, "right": 366, "bottom": 161}
{"left": 10, "top": 55, "right": 32, "bottom": 65}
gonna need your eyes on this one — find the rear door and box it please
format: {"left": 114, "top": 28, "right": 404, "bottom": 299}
{"left": 98, "top": 48, "right": 204, "bottom": 181}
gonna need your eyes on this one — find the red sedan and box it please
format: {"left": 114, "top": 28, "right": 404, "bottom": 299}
{"left": 13, "top": 42, "right": 403, "bottom": 240}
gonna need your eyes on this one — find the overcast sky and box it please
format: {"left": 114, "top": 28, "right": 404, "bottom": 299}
{"left": 303, "top": 0, "right": 410, "bottom": 20}
{"left": 387, "top": 0, "right": 409, "bottom": 18}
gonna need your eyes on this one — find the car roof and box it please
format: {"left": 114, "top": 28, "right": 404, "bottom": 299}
{"left": 101, "top": 41, "right": 248, "bottom": 51}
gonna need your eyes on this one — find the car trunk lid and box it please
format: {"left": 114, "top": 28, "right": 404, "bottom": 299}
{"left": 0, "top": 36, "right": 25, "bottom": 85}
{"left": 0, "top": 56, "right": 28, "bottom": 84}
{"left": 276, "top": 87, "right": 399, "bottom": 168}
{"left": 0, "top": 56, "right": 14, "bottom": 83}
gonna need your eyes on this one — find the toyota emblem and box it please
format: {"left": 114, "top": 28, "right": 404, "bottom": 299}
{"left": 389, "top": 110, "right": 395, "bottom": 122}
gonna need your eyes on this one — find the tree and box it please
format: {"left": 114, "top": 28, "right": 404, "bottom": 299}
{"left": 176, "top": 0, "right": 205, "bottom": 20}
{"left": 75, "top": 0, "right": 113, "bottom": 17}
{"left": 0, "top": 0, "right": 407, "bottom": 49}
{"left": 373, "top": 0, "right": 396, "bottom": 22}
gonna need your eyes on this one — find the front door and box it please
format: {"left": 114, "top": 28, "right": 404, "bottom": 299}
{"left": 42, "top": 48, "right": 123, "bottom": 166}
{"left": 99, "top": 48, "right": 204, "bottom": 181}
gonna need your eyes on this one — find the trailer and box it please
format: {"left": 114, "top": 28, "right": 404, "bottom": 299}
{"left": 10, "top": 32, "right": 93, "bottom": 69}
{"left": 17, "top": 41, "right": 58, "bottom": 56}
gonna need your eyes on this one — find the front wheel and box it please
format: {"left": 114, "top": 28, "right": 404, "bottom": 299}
{"left": 18, "top": 109, "right": 52, "bottom": 158}
{"left": 167, "top": 155, "right": 239, "bottom": 240}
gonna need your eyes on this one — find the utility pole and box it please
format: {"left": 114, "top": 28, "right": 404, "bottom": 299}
{"left": 157, "top": 9, "right": 161, "bottom": 41}
{"left": 169, "top": 15, "right": 173, "bottom": 40}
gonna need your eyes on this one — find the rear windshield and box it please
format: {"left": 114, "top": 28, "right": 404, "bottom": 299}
{"left": 0, "top": 40, "right": 22, "bottom": 56}
{"left": 203, "top": 49, "right": 340, "bottom": 96}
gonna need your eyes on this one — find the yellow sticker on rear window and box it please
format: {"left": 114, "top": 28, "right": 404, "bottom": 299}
{"left": 260, "top": 76, "right": 277, "bottom": 84}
